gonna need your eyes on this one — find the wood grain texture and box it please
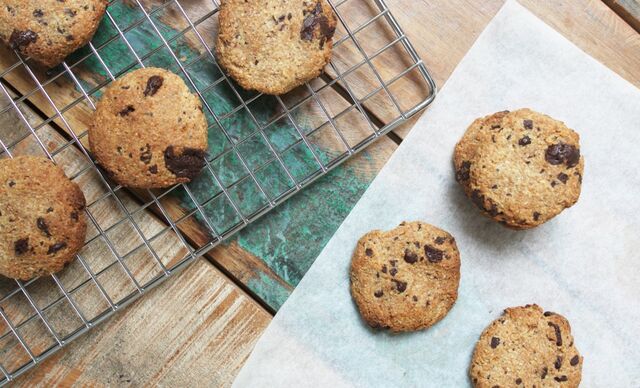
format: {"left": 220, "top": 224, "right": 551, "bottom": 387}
{"left": 604, "top": 0, "right": 640, "bottom": 32}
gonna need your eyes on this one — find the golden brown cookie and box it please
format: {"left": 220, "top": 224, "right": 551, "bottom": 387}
{"left": 350, "top": 221, "right": 461, "bottom": 332}
{"left": 470, "top": 304, "right": 583, "bottom": 388}
{"left": 454, "top": 109, "right": 584, "bottom": 229}
{"left": 0, "top": 0, "right": 107, "bottom": 67}
{"left": 0, "top": 156, "right": 87, "bottom": 280}
{"left": 215, "top": 0, "right": 337, "bottom": 95}
{"left": 89, "top": 67, "right": 208, "bottom": 189}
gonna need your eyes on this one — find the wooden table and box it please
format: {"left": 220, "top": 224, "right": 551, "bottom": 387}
{"left": 0, "top": 0, "right": 638, "bottom": 385}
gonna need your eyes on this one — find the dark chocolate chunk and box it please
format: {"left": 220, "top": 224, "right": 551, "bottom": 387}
{"left": 47, "top": 242, "right": 67, "bottom": 254}
{"left": 403, "top": 249, "right": 418, "bottom": 264}
{"left": 554, "top": 376, "right": 568, "bottom": 382}
{"left": 523, "top": 119, "right": 533, "bottom": 129}
{"left": 148, "top": 165, "right": 158, "bottom": 174}
{"left": 490, "top": 336, "right": 500, "bottom": 348}
{"left": 381, "top": 264, "right": 387, "bottom": 273}
{"left": 541, "top": 367, "right": 548, "bottom": 379}
{"left": 389, "top": 267, "right": 398, "bottom": 276}
{"left": 118, "top": 105, "right": 135, "bottom": 116}
{"left": 570, "top": 355, "right": 580, "bottom": 366}
{"left": 555, "top": 356, "right": 563, "bottom": 370}
{"left": 471, "top": 190, "right": 501, "bottom": 217}
{"left": 533, "top": 211, "right": 541, "bottom": 221}
{"left": 424, "top": 245, "right": 444, "bottom": 263}
{"left": 9, "top": 29, "right": 38, "bottom": 50}
{"left": 163, "top": 146, "right": 206, "bottom": 179}
{"left": 47, "top": 207, "right": 54, "bottom": 213}
{"left": 456, "top": 161, "right": 471, "bottom": 182}
{"left": 392, "top": 279, "right": 407, "bottom": 293}
{"left": 37, "top": 217, "right": 51, "bottom": 237}
{"left": 515, "top": 378, "right": 522, "bottom": 385}
{"left": 374, "top": 290, "right": 383, "bottom": 298}
{"left": 365, "top": 248, "right": 373, "bottom": 257}
{"left": 70, "top": 211, "right": 79, "bottom": 221}
{"left": 434, "top": 236, "right": 446, "bottom": 245}
{"left": 557, "top": 172, "right": 569, "bottom": 184}
{"left": 412, "top": 296, "right": 418, "bottom": 302}
{"left": 300, "top": 2, "right": 335, "bottom": 42}
{"left": 8, "top": 180, "right": 15, "bottom": 187}
{"left": 545, "top": 143, "right": 580, "bottom": 167}
{"left": 33, "top": 9, "right": 44, "bottom": 17}
{"left": 548, "top": 322, "right": 563, "bottom": 346}
{"left": 139, "top": 144, "right": 152, "bottom": 164}
{"left": 143, "top": 75, "right": 164, "bottom": 97}
{"left": 14, "top": 238, "right": 29, "bottom": 255}
{"left": 543, "top": 311, "right": 556, "bottom": 317}
{"left": 491, "top": 124, "right": 501, "bottom": 129}
{"left": 519, "top": 136, "right": 531, "bottom": 146}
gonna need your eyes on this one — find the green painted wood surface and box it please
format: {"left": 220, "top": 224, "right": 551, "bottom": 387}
{"left": 56, "top": 1, "right": 397, "bottom": 311}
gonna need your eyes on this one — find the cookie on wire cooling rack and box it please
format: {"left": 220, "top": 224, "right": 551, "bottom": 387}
{"left": 0, "top": 156, "right": 87, "bottom": 280}
{"left": 215, "top": 0, "right": 337, "bottom": 95}
{"left": 454, "top": 108, "right": 584, "bottom": 229}
{"left": 0, "top": 0, "right": 108, "bottom": 67}
{"left": 470, "top": 304, "right": 583, "bottom": 388}
{"left": 350, "top": 221, "right": 461, "bottom": 332}
{"left": 89, "top": 67, "right": 208, "bottom": 189}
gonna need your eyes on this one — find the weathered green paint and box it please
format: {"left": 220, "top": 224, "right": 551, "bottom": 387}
{"left": 67, "top": 2, "right": 380, "bottom": 311}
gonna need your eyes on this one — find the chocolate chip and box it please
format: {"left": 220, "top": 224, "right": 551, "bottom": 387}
{"left": 434, "top": 236, "right": 446, "bottom": 245}
{"left": 64, "top": 8, "right": 77, "bottom": 17}
{"left": 9, "top": 29, "right": 38, "bottom": 50}
{"left": 548, "top": 322, "right": 563, "bottom": 346}
{"left": 551, "top": 180, "right": 557, "bottom": 187}
{"left": 140, "top": 144, "right": 152, "bottom": 164}
{"left": 389, "top": 267, "right": 397, "bottom": 276}
{"left": 557, "top": 173, "right": 569, "bottom": 184}
{"left": 519, "top": 136, "right": 531, "bottom": 146}
{"left": 33, "top": 9, "right": 43, "bottom": 17}
{"left": 365, "top": 248, "right": 373, "bottom": 257}
{"left": 148, "top": 165, "right": 158, "bottom": 174}
{"left": 456, "top": 161, "right": 471, "bottom": 182}
{"left": 570, "top": 355, "right": 579, "bottom": 366}
{"left": 70, "top": 211, "right": 79, "bottom": 221}
{"left": 392, "top": 279, "right": 407, "bottom": 293}
{"left": 471, "top": 190, "right": 501, "bottom": 217}
{"left": 47, "top": 207, "right": 54, "bottom": 213}
{"left": 491, "top": 124, "right": 501, "bottom": 129}
{"left": 8, "top": 181, "right": 15, "bottom": 187}
{"left": 118, "top": 105, "right": 135, "bottom": 116}
{"left": 381, "top": 264, "right": 387, "bottom": 273}
{"left": 390, "top": 260, "right": 397, "bottom": 267}
{"left": 412, "top": 296, "right": 418, "bottom": 302}
{"left": 554, "top": 356, "right": 563, "bottom": 370}
{"left": 533, "top": 211, "right": 541, "bottom": 221}
{"left": 47, "top": 242, "right": 67, "bottom": 254}
{"left": 424, "top": 245, "right": 444, "bottom": 263}
{"left": 543, "top": 311, "right": 555, "bottom": 316}
{"left": 37, "top": 217, "right": 51, "bottom": 237}
{"left": 541, "top": 367, "right": 548, "bottom": 379}
{"left": 374, "top": 290, "right": 383, "bottom": 298}
{"left": 523, "top": 119, "right": 533, "bottom": 129}
{"left": 300, "top": 2, "right": 335, "bottom": 42}
{"left": 403, "top": 249, "right": 418, "bottom": 264}
{"left": 14, "top": 238, "right": 29, "bottom": 255}
{"left": 515, "top": 378, "right": 522, "bottom": 384}
{"left": 490, "top": 336, "right": 500, "bottom": 348}
{"left": 143, "top": 75, "right": 164, "bottom": 97}
{"left": 163, "top": 146, "right": 206, "bottom": 180}
{"left": 545, "top": 143, "right": 580, "bottom": 167}
{"left": 554, "top": 376, "right": 568, "bottom": 382}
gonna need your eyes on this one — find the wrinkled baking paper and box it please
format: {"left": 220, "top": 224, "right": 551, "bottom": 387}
{"left": 233, "top": 1, "right": 640, "bottom": 386}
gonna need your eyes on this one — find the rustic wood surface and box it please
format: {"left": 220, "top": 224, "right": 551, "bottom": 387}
{"left": 0, "top": 0, "right": 638, "bottom": 385}
{"left": 603, "top": 0, "right": 640, "bottom": 32}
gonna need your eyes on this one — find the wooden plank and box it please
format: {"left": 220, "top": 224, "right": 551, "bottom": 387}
{"left": 604, "top": 0, "right": 640, "bottom": 32}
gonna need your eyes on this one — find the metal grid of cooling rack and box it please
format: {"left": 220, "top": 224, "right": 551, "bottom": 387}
{"left": 0, "top": 0, "right": 435, "bottom": 383}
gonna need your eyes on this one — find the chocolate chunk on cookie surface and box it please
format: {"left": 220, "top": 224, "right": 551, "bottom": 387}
{"left": 0, "top": 0, "right": 107, "bottom": 67}
{"left": 89, "top": 68, "right": 208, "bottom": 189}
{"left": 470, "top": 304, "right": 583, "bottom": 388}
{"left": 350, "top": 221, "right": 461, "bottom": 332}
{"left": 215, "top": 0, "right": 337, "bottom": 95}
{"left": 454, "top": 108, "right": 584, "bottom": 229}
{"left": 0, "top": 156, "right": 87, "bottom": 280}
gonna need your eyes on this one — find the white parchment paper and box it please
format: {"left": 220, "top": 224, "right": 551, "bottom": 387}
{"left": 233, "top": 1, "right": 640, "bottom": 386}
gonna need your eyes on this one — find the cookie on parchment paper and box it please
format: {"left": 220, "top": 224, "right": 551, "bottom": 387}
{"left": 0, "top": 0, "right": 108, "bottom": 67}
{"left": 470, "top": 304, "right": 583, "bottom": 388}
{"left": 350, "top": 221, "right": 461, "bottom": 332}
{"left": 454, "top": 108, "right": 584, "bottom": 229}
{"left": 215, "top": 0, "right": 337, "bottom": 95}
{"left": 0, "top": 156, "right": 87, "bottom": 280}
{"left": 89, "top": 67, "right": 208, "bottom": 189}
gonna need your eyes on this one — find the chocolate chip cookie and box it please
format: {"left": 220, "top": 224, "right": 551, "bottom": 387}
{"left": 0, "top": 0, "right": 107, "bottom": 67}
{"left": 454, "top": 109, "right": 584, "bottom": 229}
{"left": 89, "top": 67, "right": 208, "bottom": 189}
{"left": 350, "top": 221, "right": 461, "bottom": 332}
{"left": 470, "top": 304, "right": 583, "bottom": 388}
{"left": 0, "top": 156, "right": 87, "bottom": 280}
{"left": 215, "top": 0, "right": 337, "bottom": 95}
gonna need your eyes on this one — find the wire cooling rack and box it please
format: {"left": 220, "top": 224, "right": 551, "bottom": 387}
{"left": 0, "top": 0, "right": 434, "bottom": 383}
